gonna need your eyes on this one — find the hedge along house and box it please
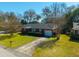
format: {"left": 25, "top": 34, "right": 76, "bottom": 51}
{"left": 21, "top": 23, "right": 60, "bottom": 37}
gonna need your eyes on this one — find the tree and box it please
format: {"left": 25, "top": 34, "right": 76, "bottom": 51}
{"left": 42, "top": 6, "right": 51, "bottom": 17}
{"left": 0, "top": 11, "right": 9, "bottom": 30}
{"left": 24, "top": 9, "right": 41, "bottom": 23}
{"left": 17, "top": 14, "right": 23, "bottom": 22}
{"left": 61, "top": 5, "right": 77, "bottom": 33}
{"left": 29, "top": 21, "right": 39, "bottom": 24}
{"left": 2, "top": 12, "right": 22, "bottom": 36}
{"left": 35, "top": 15, "right": 41, "bottom": 20}
{"left": 42, "top": 2, "right": 67, "bottom": 23}
{"left": 51, "top": 2, "right": 67, "bottom": 18}
{"left": 21, "top": 19, "right": 27, "bottom": 25}
{"left": 24, "top": 9, "right": 36, "bottom": 23}
{"left": 64, "top": 5, "right": 76, "bottom": 30}
{"left": 70, "top": 8, "right": 79, "bottom": 22}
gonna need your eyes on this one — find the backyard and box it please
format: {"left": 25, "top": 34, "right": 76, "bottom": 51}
{"left": 0, "top": 33, "right": 37, "bottom": 48}
{"left": 33, "top": 34, "right": 79, "bottom": 57}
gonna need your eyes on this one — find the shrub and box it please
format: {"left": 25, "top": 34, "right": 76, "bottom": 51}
{"left": 70, "top": 32, "right": 79, "bottom": 41}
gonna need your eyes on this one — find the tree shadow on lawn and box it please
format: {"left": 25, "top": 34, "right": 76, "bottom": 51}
{"left": 36, "top": 39, "right": 58, "bottom": 49}
{"left": 0, "top": 35, "right": 15, "bottom": 40}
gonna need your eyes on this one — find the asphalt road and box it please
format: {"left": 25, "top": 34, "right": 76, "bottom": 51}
{"left": 0, "top": 47, "right": 16, "bottom": 57}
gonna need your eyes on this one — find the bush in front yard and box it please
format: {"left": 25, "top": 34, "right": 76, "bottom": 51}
{"left": 70, "top": 32, "right": 79, "bottom": 41}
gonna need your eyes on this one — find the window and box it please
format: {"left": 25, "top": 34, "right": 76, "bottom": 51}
{"left": 75, "top": 30, "right": 78, "bottom": 34}
{"left": 35, "top": 29, "right": 39, "bottom": 32}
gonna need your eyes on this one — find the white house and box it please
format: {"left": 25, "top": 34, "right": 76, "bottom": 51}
{"left": 72, "top": 22, "right": 79, "bottom": 34}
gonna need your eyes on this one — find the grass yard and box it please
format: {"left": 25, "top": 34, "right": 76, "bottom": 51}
{"left": 0, "top": 33, "right": 37, "bottom": 48}
{"left": 33, "top": 34, "right": 79, "bottom": 57}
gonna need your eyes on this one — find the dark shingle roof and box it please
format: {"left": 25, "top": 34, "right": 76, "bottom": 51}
{"left": 23, "top": 23, "right": 58, "bottom": 30}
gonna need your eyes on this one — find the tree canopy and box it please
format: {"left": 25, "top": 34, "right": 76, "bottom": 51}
{"left": 0, "top": 2, "right": 79, "bottom": 35}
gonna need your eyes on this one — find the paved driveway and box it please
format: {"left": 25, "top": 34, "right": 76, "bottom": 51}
{"left": 15, "top": 38, "right": 47, "bottom": 56}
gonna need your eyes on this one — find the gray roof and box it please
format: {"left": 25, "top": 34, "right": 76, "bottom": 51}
{"left": 23, "top": 23, "right": 58, "bottom": 30}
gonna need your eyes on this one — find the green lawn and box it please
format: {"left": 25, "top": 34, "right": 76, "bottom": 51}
{"left": 33, "top": 34, "right": 79, "bottom": 57}
{"left": 0, "top": 33, "right": 37, "bottom": 48}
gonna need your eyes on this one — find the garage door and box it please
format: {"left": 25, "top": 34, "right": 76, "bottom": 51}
{"left": 44, "top": 30, "right": 52, "bottom": 37}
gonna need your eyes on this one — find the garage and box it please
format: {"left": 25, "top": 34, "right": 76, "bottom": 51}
{"left": 44, "top": 30, "right": 53, "bottom": 37}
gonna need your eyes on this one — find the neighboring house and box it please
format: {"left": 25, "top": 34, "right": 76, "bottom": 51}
{"left": 70, "top": 22, "right": 79, "bottom": 40}
{"left": 21, "top": 23, "right": 60, "bottom": 37}
{"left": 72, "top": 22, "right": 79, "bottom": 35}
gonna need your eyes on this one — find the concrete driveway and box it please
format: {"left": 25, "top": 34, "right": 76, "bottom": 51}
{"left": 15, "top": 38, "right": 47, "bottom": 56}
